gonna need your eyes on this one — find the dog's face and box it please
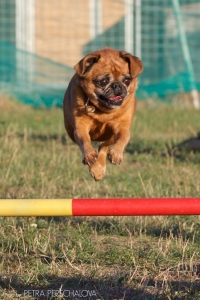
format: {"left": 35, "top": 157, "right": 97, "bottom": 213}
{"left": 74, "top": 47, "right": 143, "bottom": 110}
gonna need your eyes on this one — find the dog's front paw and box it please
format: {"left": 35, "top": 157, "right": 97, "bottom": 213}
{"left": 107, "top": 148, "right": 123, "bottom": 165}
{"left": 89, "top": 161, "right": 106, "bottom": 181}
{"left": 82, "top": 150, "right": 98, "bottom": 166}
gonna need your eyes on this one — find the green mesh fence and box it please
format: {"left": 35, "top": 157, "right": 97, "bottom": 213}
{"left": 0, "top": 41, "right": 74, "bottom": 107}
{"left": 0, "top": 0, "right": 200, "bottom": 108}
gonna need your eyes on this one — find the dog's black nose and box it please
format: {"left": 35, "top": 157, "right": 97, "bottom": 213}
{"left": 111, "top": 82, "right": 123, "bottom": 95}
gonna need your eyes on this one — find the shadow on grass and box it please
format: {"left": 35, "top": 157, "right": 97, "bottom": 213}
{"left": 1, "top": 127, "right": 200, "bottom": 155}
{"left": 28, "top": 132, "right": 200, "bottom": 164}
{"left": 177, "top": 133, "right": 200, "bottom": 151}
{"left": 21, "top": 133, "right": 68, "bottom": 145}
{"left": 1, "top": 127, "right": 200, "bottom": 167}
{"left": 22, "top": 131, "right": 200, "bottom": 164}
{"left": 126, "top": 133, "right": 200, "bottom": 153}
{"left": 1, "top": 274, "right": 200, "bottom": 299}
{"left": 126, "top": 133, "right": 200, "bottom": 164}
{"left": 0, "top": 125, "right": 69, "bottom": 145}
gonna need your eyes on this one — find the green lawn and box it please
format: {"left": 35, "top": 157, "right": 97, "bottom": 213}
{"left": 0, "top": 95, "right": 200, "bottom": 299}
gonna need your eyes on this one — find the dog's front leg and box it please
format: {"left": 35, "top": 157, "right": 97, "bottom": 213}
{"left": 107, "top": 128, "right": 130, "bottom": 165}
{"left": 89, "top": 137, "right": 114, "bottom": 181}
{"left": 74, "top": 127, "right": 98, "bottom": 166}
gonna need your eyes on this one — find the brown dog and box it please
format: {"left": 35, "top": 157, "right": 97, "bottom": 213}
{"left": 63, "top": 47, "right": 143, "bottom": 180}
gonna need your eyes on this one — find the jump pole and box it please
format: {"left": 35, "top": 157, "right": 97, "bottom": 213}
{"left": 0, "top": 198, "right": 200, "bottom": 217}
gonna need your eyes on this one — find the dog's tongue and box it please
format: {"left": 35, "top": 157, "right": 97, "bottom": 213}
{"left": 109, "top": 96, "right": 122, "bottom": 101}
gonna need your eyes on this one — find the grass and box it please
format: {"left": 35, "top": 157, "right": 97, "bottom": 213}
{"left": 0, "top": 95, "right": 200, "bottom": 299}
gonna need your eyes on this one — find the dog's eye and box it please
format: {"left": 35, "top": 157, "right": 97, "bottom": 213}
{"left": 123, "top": 77, "right": 131, "bottom": 86}
{"left": 99, "top": 78, "right": 109, "bottom": 87}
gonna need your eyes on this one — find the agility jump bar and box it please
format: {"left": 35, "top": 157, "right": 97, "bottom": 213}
{"left": 0, "top": 198, "right": 200, "bottom": 216}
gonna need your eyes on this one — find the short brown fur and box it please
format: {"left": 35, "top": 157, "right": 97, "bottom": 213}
{"left": 63, "top": 47, "right": 143, "bottom": 180}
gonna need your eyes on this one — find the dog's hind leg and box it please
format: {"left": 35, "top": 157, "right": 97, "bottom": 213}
{"left": 89, "top": 137, "right": 114, "bottom": 181}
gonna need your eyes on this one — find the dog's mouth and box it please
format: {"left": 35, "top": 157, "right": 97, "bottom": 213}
{"left": 98, "top": 95, "right": 123, "bottom": 108}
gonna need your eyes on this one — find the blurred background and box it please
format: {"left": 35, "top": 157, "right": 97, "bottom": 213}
{"left": 0, "top": 0, "right": 200, "bottom": 108}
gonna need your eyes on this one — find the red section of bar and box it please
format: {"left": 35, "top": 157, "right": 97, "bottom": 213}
{"left": 72, "top": 198, "right": 200, "bottom": 216}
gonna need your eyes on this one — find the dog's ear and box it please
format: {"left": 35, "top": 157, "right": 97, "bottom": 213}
{"left": 74, "top": 53, "right": 100, "bottom": 76}
{"left": 120, "top": 51, "right": 143, "bottom": 78}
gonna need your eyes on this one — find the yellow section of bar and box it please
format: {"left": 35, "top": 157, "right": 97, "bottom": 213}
{"left": 0, "top": 199, "right": 72, "bottom": 216}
